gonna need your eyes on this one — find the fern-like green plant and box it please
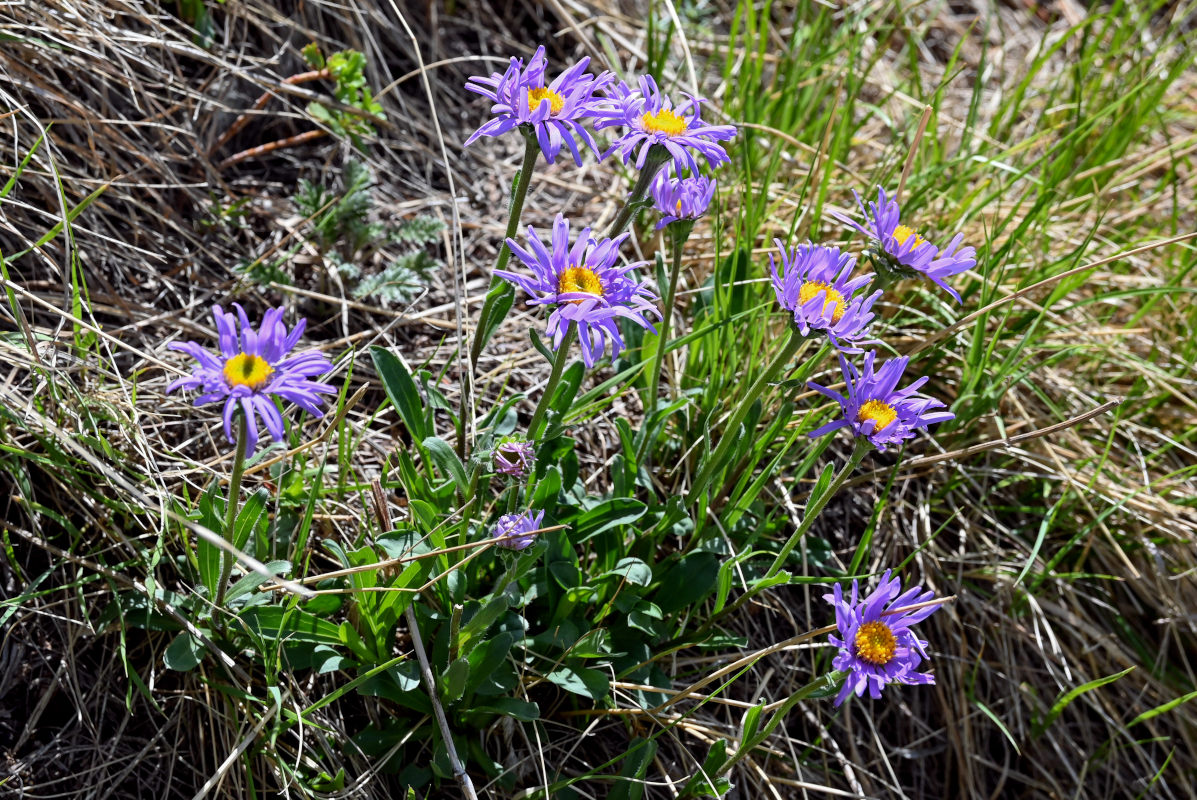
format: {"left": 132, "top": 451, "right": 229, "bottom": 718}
{"left": 287, "top": 159, "right": 444, "bottom": 305}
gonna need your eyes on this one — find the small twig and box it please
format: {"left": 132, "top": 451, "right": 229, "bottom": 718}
{"left": 896, "top": 105, "right": 933, "bottom": 203}
{"left": 217, "top": 129, "right": 327, "bottom": 170}
{"left": 370, "top": 481, "right": 478, "bottom": 800}
{"left": 208, "top": 69, "right": 331, "bottom": 156}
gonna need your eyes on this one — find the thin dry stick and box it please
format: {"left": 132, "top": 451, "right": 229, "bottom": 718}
{"left": 841, "top": 399, "right": 1123, "bottom": 488}
{"left": 896, "top": 105, "right": 933, "bottom": 203}
{"left": 370, "top": 480, "right": 478, "bottom": 800}
{"left": 208, "top": 69, "right": 330, "bottom": 156}
{"left": 217, "top": 129, "right": 327, "bottom": 170}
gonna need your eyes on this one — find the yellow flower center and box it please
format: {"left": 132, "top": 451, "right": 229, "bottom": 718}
{"left": 857, "top": 399, "right": 897, "bottom": 433}
{"left": 640, "top": 108, "right": 688, "bottom": 136}
{"left": 798, "top": 281, "right": 847, "bottom": 323}
{"left": 223, "top": 352, "right": 273, "bottom": 391}
{"left": 558, "top": 265, "right": 604, "bottom": 302}
{"left": 854, "top": 620, "right": 898, "bottom": 666}
{"left": 527, "top": 87, "right": 565, "bottom": 115}
{"left": 892, "top": 224, "right": 928, "bottom": 250}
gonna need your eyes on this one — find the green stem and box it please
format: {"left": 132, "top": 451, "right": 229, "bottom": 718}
{"left": 693, "top": 440, "right": 869, "bottom": 638}
{"left": 215, "top": 412, "right": 249, "bottom": 612}
{"left": 525, "top": 326, "right": 578, "bottom": 441}
{"left": 469, "top": 130, "right": 539, "bottom": 371}
{"left": 647, "top": 221, "right": 691, "bottom": 408}
{"left": 605, "top": 145, "right": 671, "bottom": 238}
{"left": 687, "top": 328, "right": 806, "bottom": 506}
{"left": 715, "top": 670, "right": 847, "bottom": 781}
{"left": 763, "top": 438, "right": 869, "bottom": 579}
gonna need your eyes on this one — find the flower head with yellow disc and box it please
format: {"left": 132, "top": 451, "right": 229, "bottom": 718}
{"left": 167, "top": 304, "right": 335, "bottom": 454}
{"left": 497, "top": 214, "right": 660, "bottom": 368}
{"left": 824, "top": 569, "right": 942, "bottom": 706}
{"left": 593, "top": 75, "right": 737, "bottom": 173}
{"left": 806, "top": 351, "right": 954, "bottom": 451}
{"left": 831, "top": 187, "right": 976, "bottom": 303}
{"left": 770, "top": 240, "right": 880, "bottom": 353}
{"left": 465, "top": 46, "right": 612, "bottom": 166}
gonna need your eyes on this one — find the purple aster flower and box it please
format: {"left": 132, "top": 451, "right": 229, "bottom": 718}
{"left": 770, "top": 240, "right": 880, "bottom": 352}
{"left": 166, "top": 304, "right": 336, "bottom": 454}
{"left": 497, "top": 214, "right": 660, "bottom": 368}
{"left": 650, "top": 172, "right": 716, "bottom": 228}
{"left": 464, "top": 46, "right": 611, "bottom": 166}
{"left": 494, "top": 437, "right": 535, "bottom": 478}
{"left": 491, "top": 509, "right": 546, "bottom": 551}
{"left": 593, "top": 75, "right": 737, "bottom": 173}
{"left": 831, "top": 187, "right": 976, "bottom": 302}
{"left": 807, "top": 351, "right": 954, "bottom": 451}
{"left": 824, "top": 569, "right": 942, "bottom": 706}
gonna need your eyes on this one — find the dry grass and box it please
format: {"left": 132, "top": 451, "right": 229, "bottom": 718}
{"left": 2, "top": 0, "right": 1196, "bottom": 798}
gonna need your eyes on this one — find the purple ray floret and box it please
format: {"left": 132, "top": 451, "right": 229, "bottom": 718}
{"left": 593, "top": 75, "right": 737, "bottom": 173}
{"left": 491, "top": 509, "right": 546, "bottom": 551}
{"left": 497, "top": 214, "right": 660, "bottom": 368}
{"left": 831, "top": 187, "right": 976, "bottom": 302}
{"left": 166, "top": 304, "right": 336, "bottom": 454}
{"left": 494, "top": 437, "right": 535, "bottom": 478}
{"left": 807, "top": 351, "right": 954, "bottom": 451}
{"left": 770, "top": 239, "right": 880, "bottom": 352}
{"left": 824, "top": 569, "right": 942, "bottom": 706}
{"left": 465, "top": 46, "right": 612, "bottom": 166}
{"left": 650, "top": 172, "right": 716, "bottom": 228}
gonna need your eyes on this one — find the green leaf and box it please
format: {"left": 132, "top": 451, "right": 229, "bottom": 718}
{"left": 476, "top": 281, "right": 516, "bottom": 356}
{"left": 195, "top": 484, "right": 223, "bottom": 598}
{"left": 600, "top": 557, "right": 652, "bottom": 587}
{"left": 546, "top": 664, "right": 609, "bottom": 700}
{"left": 465, "top": 632, "right": 515, "bottom": 694}
{"left": 370, "top": 346, "right": 429, "bottom": 442}
{"left": 610, "top": 737, "right": 657, "bottom": 800}
{"left": 457, "top": 594, "right": 509, "bottom": 656}
{"left": 33, "top": 183, "right": 108, "bottom": 249}
{"left": 1126, "top": 686, "right": 1197, "bottom": 729}
{"left": 575, "top": 498, "right": 647, "bottom": 542}
{"left": 239, "top": 606, "right": 345, "bottom": 647}
{"left": 163, "top": 631, "right": 205, "bottom": 671}
{"left": 422, "top": 436, "right": 468, "bottom": 492}
{"left": 1035, "top": 667, "right": 1135, "bottom": 737}
{"left": 226, "top": 559, "right": 290, "bottom": 603}
{"left": 441, "top": 657, "right": 470, "bottom": 704}
{"left": 233, "top": 488, "right": 269, "bottom": 551}
{"left": 740, "top": 702, "right": 764, "bottom": 744}
{"left": 472, "top": 697, "right": 539, "bottom": 722}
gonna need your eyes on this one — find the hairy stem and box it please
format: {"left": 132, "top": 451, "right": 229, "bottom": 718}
{"left": 526, "top": 325, "right": 578, "bottom": 441}
{"left": 469, "top": 131, "right": 539, "bottom": 371}
{"left": 214, "top": 412, "right": 249, "bottom": 613}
